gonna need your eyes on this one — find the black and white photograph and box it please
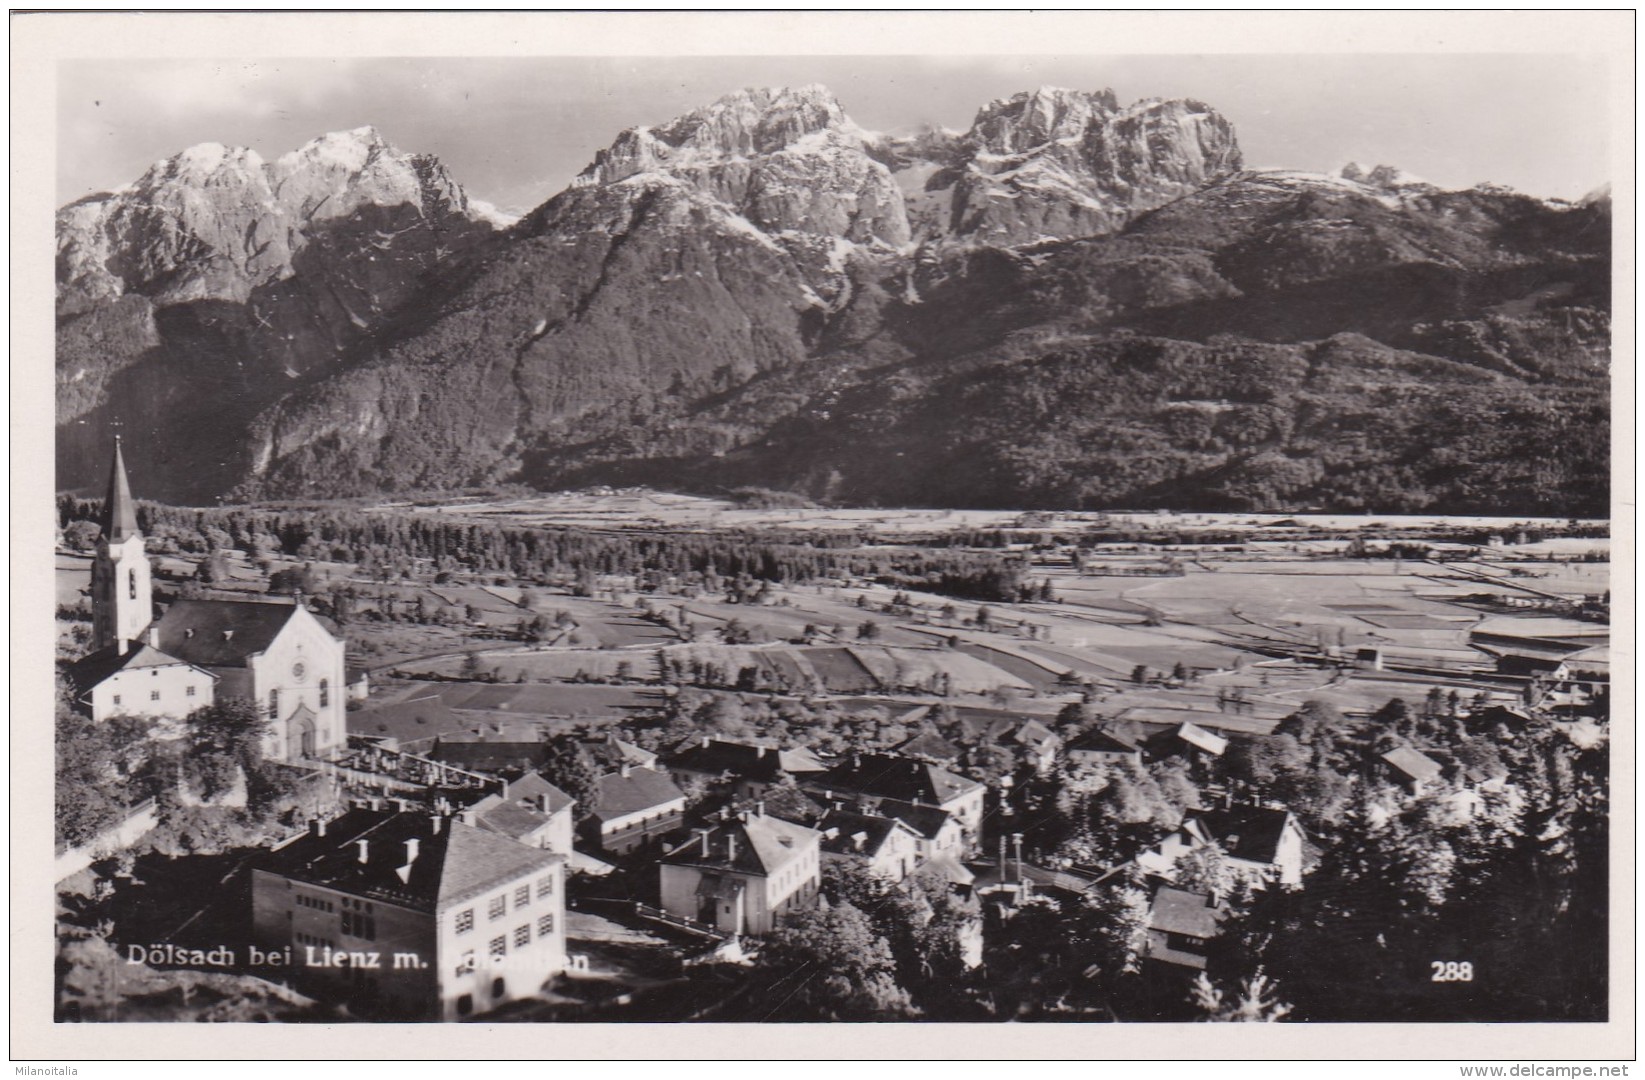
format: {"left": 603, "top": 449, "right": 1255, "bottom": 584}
{"left": 16, "top": 8, "right": 1631, "bottom": 1060}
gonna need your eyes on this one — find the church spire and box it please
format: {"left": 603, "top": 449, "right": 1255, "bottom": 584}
{"left": 100, "top": 435, "right": 140, "bottom": 543}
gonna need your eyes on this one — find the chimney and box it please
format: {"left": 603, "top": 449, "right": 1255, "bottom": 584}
{"left": 701, "top": 735, "right": 711, "bottom": 749}
{"left": 620, "top": 762, "right": 632, "bottom": 779}
{"left": 757, "top": 745, "right": 767, "bottom": 758}
{"left": 184, "top": 628, "right": 195, "bottom": 639}
{"left": 456, "top": 810, "right": 475, "bottom": 827}
{"left": 403, "top": 838, "right": 420, "bottom": 865}
{"left": 308, "top": 817, "right": 326, "bottom": 839}
{"left": 147, "top": 626, "right": 159, "bottom": 649}
{"left": 430, "top": 815, "right": 443, "bottom": 835}
{"left": 695, "top": 827, "right": 712, "bottom": 857}
{"left": 356, "top": 840, "right": 370, "bottom": 864}
{"left": 1012, "top": 833, "right": 1024, "bottom": 881}
{"left": 754, "top": 801, "right": 765, "bottom": 818}
{"left": 222, "top": 630, "right": 233, "bottom": 641}
{"left": 114, "top": 636, "right": 128, "bottom": 656}
{"left": 998, "top": 835, "right": 1007, "bottom": 874}
{"left": 725, "top": 834, "right": 737, "bottom": 863}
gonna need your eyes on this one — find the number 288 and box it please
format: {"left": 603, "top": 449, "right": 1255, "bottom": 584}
{"left": 1431, "top": 961, "right": 1474, "bottom": 982}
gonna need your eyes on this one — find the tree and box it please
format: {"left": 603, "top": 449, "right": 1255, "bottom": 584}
{"left": 753, "top": 901, "right": 915, "bottom": 1020}
{"left": 538, "top": 737, "right": 602, "bottom": 824}
{"left": 1190, "top": 970, "right": 1292, "bottom": 1022}
{"left": 1132, "top": 664, "right": 1150, "bottom": 685}
{"left": 1172, "top": 843, "right": 1235, "bottom": 897}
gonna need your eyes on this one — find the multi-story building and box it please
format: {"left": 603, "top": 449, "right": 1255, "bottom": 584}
{"left": 250, "top": 803, "right": 567, "bottom": 1020}
{"left": 657, "top": 810, "right": 821, "bottom": 936}
{"left": 587, "top": 763, "right": 686, "bottom": 855}
{"left": 804, "top": 753, "right": 986, "bottom": 848}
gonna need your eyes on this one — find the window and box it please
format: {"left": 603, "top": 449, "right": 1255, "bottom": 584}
{"left": 491, "top": 977, "right": 506, "bottom": 1000}
{"left": 514, "top": 885, "right": 530, "bottom": 909}
{"left": 112, "top": 695, "right": 122, "bottom": 706}
{"left": 454, "top": 908, "right": 474, "bottom": 935}
{"left": 537, "top": 875, "right": 554, "bottom": 899}
{"left": 537, "top": 915, "right": 554, "bottom": 938}
{"left": 319, "top": 678, "right": 329, "bottom": 707}
{"left": 268, "top": 688, "right": 279, "bottom": 719}
{"left": 488, "top": 895, "right": 506, "bottom": 921}
{"left": 150, "top": 690, "right": 160, "bottom": 702}
{"left": 489, "top": 936, "right": 506, "bottom": 958}
{"left": 186, "top": 685, "right": 196, "bottom": 698}
{"left": 456, "top": 994, "right": 473, "bottom": 1017}
{"left": 513, "top": 925, "right": 530, "bottom": 948}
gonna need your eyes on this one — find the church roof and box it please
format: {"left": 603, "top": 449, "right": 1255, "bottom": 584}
{"left": 99, "top": 437, "right": 140, "bottom": 543}
{"left": 151, "top": 599, "right": 315, "bottom": 668}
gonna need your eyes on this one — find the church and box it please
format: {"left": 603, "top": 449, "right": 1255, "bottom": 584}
{"left": 67, "top": 439, "right": 349, "bottom": 763}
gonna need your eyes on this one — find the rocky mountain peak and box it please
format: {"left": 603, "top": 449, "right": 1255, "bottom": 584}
{"left": 968, "top": 85, "right": 1120, "bottom": 155}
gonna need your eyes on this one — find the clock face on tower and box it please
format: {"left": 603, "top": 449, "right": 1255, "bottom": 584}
{"left": 291, "top": 661, "right": 307, "bottom": 683}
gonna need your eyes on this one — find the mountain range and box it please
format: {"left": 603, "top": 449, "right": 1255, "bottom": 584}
{"left": 56, "top": 84, "right": 1610, "bottom": 514}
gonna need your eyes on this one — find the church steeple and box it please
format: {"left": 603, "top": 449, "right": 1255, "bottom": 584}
{"left": 90, "top": 436, "right": 152, "bottom": 653}
{"left": 100, "top": 435, "right": 140, "bottom": 543}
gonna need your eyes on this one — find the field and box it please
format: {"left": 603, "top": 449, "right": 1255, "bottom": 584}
{"left": 56, "top": 500, "right": 1608, "bottom": 745}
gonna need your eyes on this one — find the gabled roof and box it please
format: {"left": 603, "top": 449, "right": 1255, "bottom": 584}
{"left": 427, "top": 736, "right": 547, "bottom": 774}
{"left": 1149, "top": 885, "right": 1225, "bottom": 939}
{"left": 67, "top": 642, "right": 213, "bottom": 698}
{"left": 259, "top": 807, "right": 562, "bottom": 914}
{"left": 895, "top": 730, "right": 963, "bottom": 763}
{"left": 1012, "top": 719, "right": 1060, "bottom": 749}
{"left": 868, "top": 797, "right": 957, "bottom": 841}
{"left": 347, "top": 692, "right": 465, "bottom": 745}
{"left": 660, "top": 813, "right": 820, "bottom": 876}
{"left": 729, "top": 784, "right": 826, "bottom": 826}
{"left": 1176, "top": 722, "right": 1229, "bottom": 756}
{"left": 812, "top": 752, "right": 983, "bottom": 808}
{"left": 1381, "top": 746, "right": 1444, "bottom": 783}
{"left": 151, "top": 599, "right": 320, "bottom": 669}
{"left": 579, "top": 734, "right": 657, "bottom": 773}
{"left": 503, "top": 772, "right": 575, "bottom": 816}
{"left": 663, "top": 738, "right": 826, "bottom": 782}
{"left": 817, "top": 809, "right": 916, "bottom": 859}
{"left": 1187, "top": 806, "right": 1299, "bottom": 865}
{"left": 592, "top": 767, "right": 686, "bottom": 822}
{"left": 100, "top": 437, "right": 139, "bottom": 543}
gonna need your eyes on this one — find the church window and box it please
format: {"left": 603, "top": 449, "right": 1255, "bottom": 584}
{"left": 268, "top": 689, "right": 279, "bottom": 719}
{"left": 319, "top": 678, "right": 330, "bottom": 707}
{"left": 128, "top": 569, "right": 137, "bottom": 600}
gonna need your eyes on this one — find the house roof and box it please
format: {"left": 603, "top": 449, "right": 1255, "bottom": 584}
{"left": 502, "top": 772, "right": 576, "bottom": 816}
{"left": 1498, "top": 654, "right": 1570, "bottom": 673}
{"left": 812, "top": 752, "right": 983, "bottom": 808}
{"left": 427, "top": 736, "right": 547, "bottom": 774}
{"left": 100, "top": 437, "right": 139, "bottom": 543}
{"left": 1176, "top": 722, "right": 1229, "bottom": 756}
{"left": 592, "top": 767, "right": 686, "bottom": 823}
{"left": 1381, "top": 746, "right": 1445, "bottom": 782}
{"left": 579, "top": 734, "right": 657, "bottom": 773}
{"left": 728, "top": 784, "right": 826, "bottom": 826}
{"left": 895, "top": 730, "right": 963, "bottom": 763}
{"left": 1186, "top": 806, "right": 1298, "bottom": 865}
{"left": 1012, "top": 719, "right": 1060, "bottom": 749}
{"left": 817, "top": 809, "right": 915, "bottom": 859}
{"left": 471, "top": 800, "right": 555, "bottom": 843}
{"left": 259, "top": 806, "right": 562, "bottom": 913}
{"left": 151, "top": 599, "right": 329, "bottom": 669}
{"left": 663, "top": 738, "right": 826, "bottom": 782}
{"left": 68, "top": 642, "right": 212, "bottom": 698}
{"left": 1149, "top": 885, "right": 1225, "bottom": 939}
{"left": 869, "top": 797, "right": 957, "bottom": 841}
{"left": 660, "top": 813, "right": 820, "bottom": 876}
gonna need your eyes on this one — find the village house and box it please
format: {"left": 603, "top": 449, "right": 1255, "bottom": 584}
{"left": 662, "top": 736, "right": 827, "bottom": 800}
{"left": 67, "top": 640, "right": 216, "bottom": 724}
{"left": 426, "top": 726, "right": 550, "bottom": 774}
{"left": 1381, "top": 746, "right": 1446, "bottom": 796}
{"left": 894, "top": 729, "right": 963, "bottom": 766}
{"left": 588, "top": 763, "right": 687, "bottom": 855}
{"left": 803, "top": 752, "right": 986, "bottom": 847}
{"left": 1144, "top": 885, "right": 1227, "bottom": 972}
{"left": 816, "top": 807, "right": 922, "bottom": 882}
{"left": 1137, "top": 804, "right": 1309, "bottom": 889}
{"left": 250, "top": 802, "right": 567, "bottom": 1021}
{"left": 346, "top": 691, "right": 463, "bottom": 752}
{"left": 467, "top": 772, "right": 576, "bottom": 855}
{"left": 1064, "top": 727, "right": 1144, "bottom": 770}
{"left": 657, "top": 810, "right": 822, "bottom": 936}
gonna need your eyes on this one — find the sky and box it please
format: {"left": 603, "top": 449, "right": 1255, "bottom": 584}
{"left": 58, "top": 54, "right": 1612, "bottom": 214}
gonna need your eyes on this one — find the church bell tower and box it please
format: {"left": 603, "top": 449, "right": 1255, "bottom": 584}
{"left": 90, "top": 437, "right": 153, "bottom": 653}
